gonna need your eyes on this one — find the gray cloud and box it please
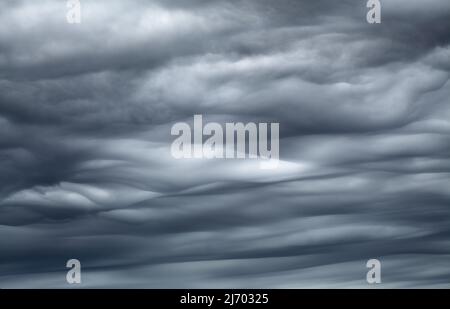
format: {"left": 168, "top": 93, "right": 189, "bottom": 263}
{"left": 0, "top": 0, "right": 449, "bottom": 288}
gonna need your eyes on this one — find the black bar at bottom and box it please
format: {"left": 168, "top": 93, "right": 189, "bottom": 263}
{"left": 0, "top": 289, "right": 449, "bottom": 307}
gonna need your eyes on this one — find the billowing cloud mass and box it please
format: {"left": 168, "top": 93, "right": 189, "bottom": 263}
{"left": 0, "top": 0, "right": 449, "bottom": 288}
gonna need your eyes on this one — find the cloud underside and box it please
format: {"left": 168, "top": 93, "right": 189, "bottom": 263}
{"left": 0, "top": 0, "right": 449, "bottom": 287}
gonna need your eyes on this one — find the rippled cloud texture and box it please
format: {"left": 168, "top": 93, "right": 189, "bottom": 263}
{"left": 1, "top": 0, "right": 449, "bottom": 288}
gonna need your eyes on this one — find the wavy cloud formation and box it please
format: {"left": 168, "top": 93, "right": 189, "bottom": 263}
{"left": 0, "top": 0, "right": 449, "bottom": 288}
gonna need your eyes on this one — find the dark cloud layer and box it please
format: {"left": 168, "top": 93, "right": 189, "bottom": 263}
{"left": 0, "top": 0, "right": 449, "bottom": 287}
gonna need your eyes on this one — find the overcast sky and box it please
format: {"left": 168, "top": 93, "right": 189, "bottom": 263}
{"left": 0, "top": 0, "right": 449, "bottom": 288}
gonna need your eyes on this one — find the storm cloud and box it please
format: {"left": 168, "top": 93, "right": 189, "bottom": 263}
{"left": 0, "top": 0, "right": 449, "bottom": 288}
